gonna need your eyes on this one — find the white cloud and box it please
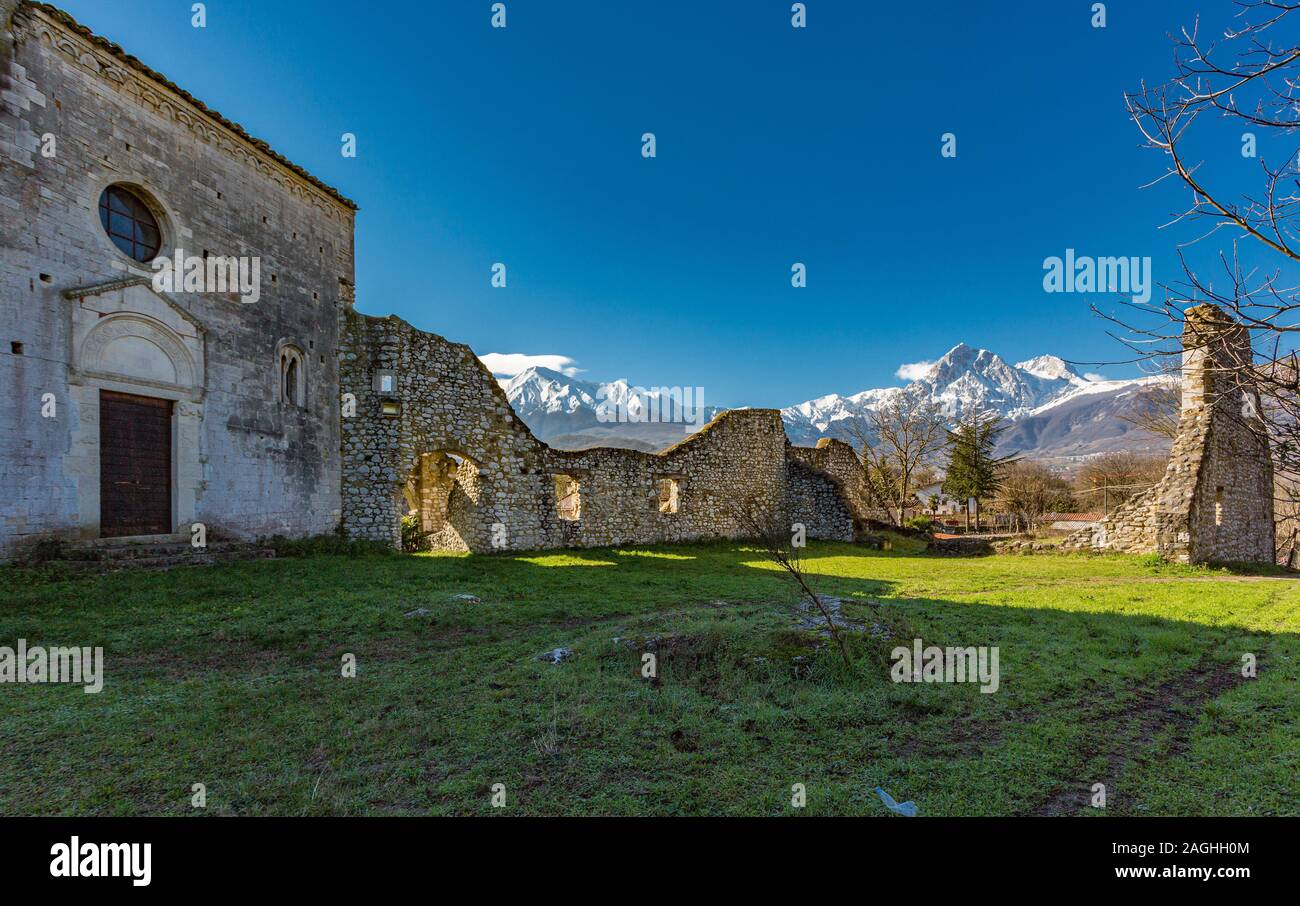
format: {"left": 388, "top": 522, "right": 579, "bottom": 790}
{"left": 479, "top": 353, "right": 581, "bottom": 377}
{"left": 895, "top": 360, "right": 935, "bottom": 382}
{"left": 1083, "top": 372, "right": 1108, "bottom": 382}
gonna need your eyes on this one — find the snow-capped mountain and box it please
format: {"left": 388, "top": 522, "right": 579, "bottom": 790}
{"left": 493, "top": 346, "right": 1174, "bottom": 459}
{"left": 1016, "top": 354, "right": 1088, "bottom": 384}
{"left": 783, "top": 387, "right": 903, "bottom": 441}
{"left": 779, "top": 345, "right": 1107, "bottom": 445}
{"left": 498, "top": 366, "right": 722, "bottom": 452}
{"left": 499, "top": 367, "right": 606, "bottom": 416}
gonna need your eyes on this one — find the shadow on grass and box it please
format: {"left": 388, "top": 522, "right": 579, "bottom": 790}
{"left": 0, "top": 540, "right": 1295, "bottom": 815}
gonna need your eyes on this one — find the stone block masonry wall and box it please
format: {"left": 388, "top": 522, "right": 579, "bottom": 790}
{"left": 1063, "top": 304, "right": 1274, "bottom": 564}
{"left": 339, "top": 309, "right": 858, "bottom": 552}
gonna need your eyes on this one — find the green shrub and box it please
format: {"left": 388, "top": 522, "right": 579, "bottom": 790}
{"left": 400, "top": 515, "right": 431, "bottom": 553}
{"left": 904, "top": 515, "right": 936, "bottom": 533}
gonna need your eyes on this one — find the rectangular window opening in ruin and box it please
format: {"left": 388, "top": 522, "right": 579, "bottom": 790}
{"left": 555, "top": 475, "right": 581, "bottom": 521}
{"left": 656, "top": 477, "right": 680, "bottom": 514}
{"left": 1215, "top": 486, "right": 1224, "bottom": 526}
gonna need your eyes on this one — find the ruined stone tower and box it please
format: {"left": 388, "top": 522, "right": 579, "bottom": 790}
{"left": 1065, "top": 304, "right": 1274, "bottom": 563}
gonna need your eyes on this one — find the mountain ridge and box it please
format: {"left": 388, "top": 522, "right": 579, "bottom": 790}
{"left": 489, "top": 344, "right": 1175, "bottom": 462}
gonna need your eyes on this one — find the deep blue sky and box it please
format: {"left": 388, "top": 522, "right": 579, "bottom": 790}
{"left": 55, "top": 0, "right": 1268, "bottom": 406}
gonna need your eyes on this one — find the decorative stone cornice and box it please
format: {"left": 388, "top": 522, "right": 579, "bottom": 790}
{"left": 63, "top": 275, "right": 208, "bottom": 333}
{"left": 17, "top": 2, "right": 357, "bottom": 219}
{"left": 61, "top": 275, "right": 151, "bottom": 300}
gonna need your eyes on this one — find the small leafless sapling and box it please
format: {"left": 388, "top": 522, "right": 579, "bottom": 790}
{"left": 732, "top": 497, "right": 855, "bottom": 667}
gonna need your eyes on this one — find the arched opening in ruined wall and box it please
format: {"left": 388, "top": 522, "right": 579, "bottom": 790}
{"left": 656, "top": 477, "right": 681, "bottom": 514}
{"left": 555, "top": 474, "right": 581, "bottom": 521}
{"left": 403, "top": 450, "right": 482, "bottom": 550}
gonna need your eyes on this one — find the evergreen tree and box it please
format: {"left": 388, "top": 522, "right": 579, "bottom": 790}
{"left": 941, "top": 410, "right": 1018, "bottom": 532}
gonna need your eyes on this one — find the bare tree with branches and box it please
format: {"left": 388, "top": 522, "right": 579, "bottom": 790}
{"left": 846, "top": 397, "right": 948, "bottom": 527}
{"left": 1118, "top": 376, "right": 1182, "bottom": 440}
{"left": 1073, "top": 451, "right": 1168, "bottom": 513}
{"left": 1112, "top": 0, "right": 1300, "bottom": 504}
{"left": 995, "top": 461, "right": 1077, "bottom": 532}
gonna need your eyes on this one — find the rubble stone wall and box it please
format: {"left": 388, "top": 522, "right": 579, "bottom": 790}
{"left": 339, "top": 309, "right": 858, "bottom": 552}
{"left": 786, "top": 460, "right": 856, "bottom": 541}
{"left": 1062, "top": 304, "right": 1275, "bottom": 564}
{"left": 787, "top": 438, "right": 873, "bottom": 521}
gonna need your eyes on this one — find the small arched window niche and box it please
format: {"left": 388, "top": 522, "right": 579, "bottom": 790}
{"left": 555, "top": 474, "right": 582, "bottom": 522}
{"left": 278, "top": 344, "right": 306, "bottom": 408}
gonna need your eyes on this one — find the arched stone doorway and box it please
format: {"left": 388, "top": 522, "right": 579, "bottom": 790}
{"left": 66, "top": 279, "right": 205, "bottom": 540}
{"left": 402, "top": 450, "right": 482, "bottom": 551}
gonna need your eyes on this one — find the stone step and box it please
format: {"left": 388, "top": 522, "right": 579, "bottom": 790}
{"left": 60, "top": 540, "right": 264, "bottom": 561}
{"left": 52, "top": 541, "right": 275, "bottom": 571}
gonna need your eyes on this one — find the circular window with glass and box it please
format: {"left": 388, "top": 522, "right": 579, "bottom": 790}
{"left": 98, "top": 184, "right": 162, "bottom": 262}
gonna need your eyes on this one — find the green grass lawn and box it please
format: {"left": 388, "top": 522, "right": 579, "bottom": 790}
{"left": 1, "top": 541, "right": 1296, "bottom": 816}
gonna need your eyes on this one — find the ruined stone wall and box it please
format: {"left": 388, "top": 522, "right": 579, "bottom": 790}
{"left": 539, "top": 410, "right": 783, "bottom": 547}
{"left": 339, "top": 309, "right": 542, "bottom": 549}
{"left": 786, "top": 460, "right": 855, "bottom": 541}
{"left": 1063, "top": 304, "right": 1274, "bottom": 564}
{"left": 787, "top": 438, "right": 872, "bottom": 521}
{"left": 0, "top": 3, "right": 353, "bottom": 556}
{"left": 339, "top": 309, "right": 857, "bottom": 551}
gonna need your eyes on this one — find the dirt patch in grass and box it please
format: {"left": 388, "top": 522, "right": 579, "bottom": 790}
{"left": 669, "top": 728, "right": 700, "bottom": 752}
{"left": 1029, "top": 657, "right": 1249, "bottom": 816}
{"left": 893, "top": 706, "right": 1033, "bottom": 758}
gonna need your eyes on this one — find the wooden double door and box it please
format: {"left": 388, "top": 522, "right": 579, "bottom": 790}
{"left": 99, "top": 390, "right": 173, "bottom": 537}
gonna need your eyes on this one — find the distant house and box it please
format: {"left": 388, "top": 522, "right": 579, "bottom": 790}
{"left": 915, "top": 484, "right": 962, "bottom": 516}
{"left": 1043, "top": 512, "right": 1104, "bottom": 533}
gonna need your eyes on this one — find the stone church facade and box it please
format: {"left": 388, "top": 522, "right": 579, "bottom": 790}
{"left": 1, "top": 2, "right": 351, "bottom": 556}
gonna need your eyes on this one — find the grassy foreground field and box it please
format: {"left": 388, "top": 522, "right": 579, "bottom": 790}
{"left": 1, "top": 541, "right": 1297, "bottom": 816}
